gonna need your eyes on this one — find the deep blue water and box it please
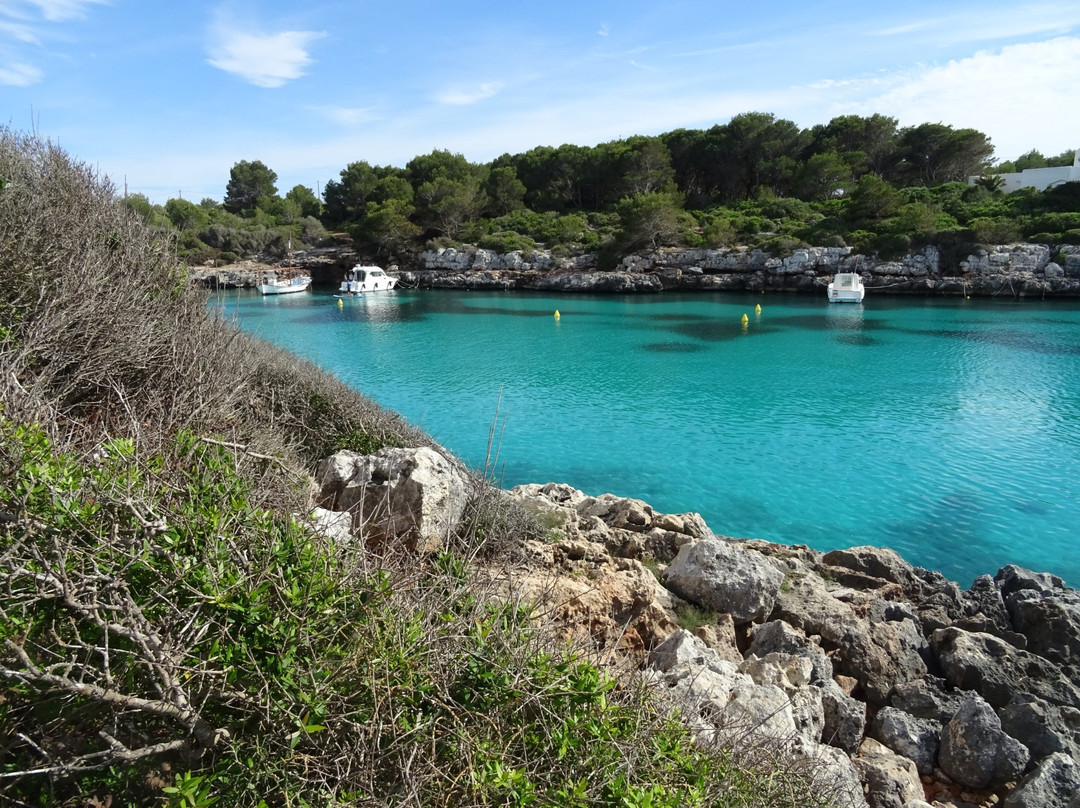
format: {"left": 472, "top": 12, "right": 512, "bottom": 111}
{"left": 215, "top": 288, "right": 1080, "bottom": 589}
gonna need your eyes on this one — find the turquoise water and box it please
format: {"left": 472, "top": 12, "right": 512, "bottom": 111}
{"left": 217, "top": 288, "right": 1080, "bottom": 588}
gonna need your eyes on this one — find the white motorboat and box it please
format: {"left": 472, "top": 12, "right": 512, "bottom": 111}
{"left": 827, "top": 273, "right": 865, "bottom": 303}
{"left": 257, "top": 271, "right": 311, "bottom": 295}
{"left": 339, "top": 265, "right": 398, "bottom": 296}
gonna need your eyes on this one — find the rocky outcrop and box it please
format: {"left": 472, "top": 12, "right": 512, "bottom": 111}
{"left": 401, "top": 243, "right": 1080, "bottom": 297}
{"left": 189, "top": 243, "right": 1080, "bottom": 297}
{"left": 314, "top": 446, "right": 471, "bottom": 553}
{"left": 662, "top": 536, "right": 784, "bottom": 624}
{"left": 938, "top": 697, "right": 1030, "bottom": 789}
{"left": 1002, "top": 753, "right": 1080, "bottom": 808}
{"left": 308, "top": 455, "right": 1080, "bottom": 808}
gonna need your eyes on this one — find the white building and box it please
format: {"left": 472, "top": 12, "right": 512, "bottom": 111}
{"left": 978, "top": 149, "right": 1080, "bottom": 193}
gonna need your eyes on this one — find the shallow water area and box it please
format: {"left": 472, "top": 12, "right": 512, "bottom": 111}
{"left": 216, "top": 287, "right": 1080, "bottom": 588}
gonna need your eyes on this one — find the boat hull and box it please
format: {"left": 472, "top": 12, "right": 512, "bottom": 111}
{"left": 827, "top": 273, "right": 865, "bottom": 303}
{"left": 827, "top": 289, "right": 865, "bottom": 303}
{"left": 339, "top": 265, "right": 399, "bottom": 294}
{"left": 258, "top": 283, "right": 311, "bottom": 295}
{"left": 257, "top": 279, "right": 311, "bottom": 295}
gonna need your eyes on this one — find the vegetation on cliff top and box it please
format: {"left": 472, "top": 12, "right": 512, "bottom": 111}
{"left": 129, "top": 113, "right": 1078, "bottom": 268}
{"left": 0, "top": 129, "right": 838, "bottom": 805}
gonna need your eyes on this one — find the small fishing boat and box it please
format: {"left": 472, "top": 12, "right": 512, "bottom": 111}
{"left": 827, "top": 273, "right": 865, "bottom": 303}
{"left": 257, "top": 271, "right": 312, "bottom": 295}
{"left": 339, "top": 265, "right": 398, "bottom": 296}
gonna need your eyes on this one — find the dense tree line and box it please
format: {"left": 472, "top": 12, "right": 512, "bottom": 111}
{"left": 133, "top": 113, "right": 1079, "bottom": 266}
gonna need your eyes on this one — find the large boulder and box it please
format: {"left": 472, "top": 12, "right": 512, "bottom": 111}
{"left": 819, "top": 677, "right": 867, "bottom": 754}
{"left": 869, "top": 707, "right": 941, "bottom": 776}
{"left": 826, "top": 616, "right": 931, "bottom": 707}
{"left": 798, "top": 743, "right": 871, "bottom": 808}
{"left": 747, "top": 619, "right": 833, "bottom": 684}
{"left": 938, "top": 697, "right": 1030, "bottom": 789}
{"left": 822, "top": 546, "right": 924, "bottom": 590}
{"left": 932, "top": 626, "right": 1080, "bottom": 709}
{"left": 1005, "top": 590, "right": 1080, "bottom": 670}
{"left": 1002, "top": 753, "right": 1080, "bottom": 808}
{"left": 739, "top": 653, "right": 824, "bottom": 746}
{"left": 995, "top": 564, "right": 1069, "bottom": 599}
{"left": 889, "top": 677, "right": 973, "bottom": 723}
{"left": 852, "top": 738, "right": 924, "bottom": 808}
{"left": 315, "top": 447, "right": 471, "bottom": 553}
{"left": 999, "top": 694, "right": 1080, "bottom": 763}
{"left": 662, "top": 536, "right": 784, "bottom": 624}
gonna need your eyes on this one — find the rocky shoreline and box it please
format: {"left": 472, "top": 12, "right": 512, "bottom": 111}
{"left": 314, "top": 448, "right": 1080, "bottom": 808}
{"left": 190, "top": 243, "right": 1080, "bottom": 298}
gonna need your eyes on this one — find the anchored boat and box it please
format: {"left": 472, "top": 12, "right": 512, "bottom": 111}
{"left": 339, "top": 265, "right": 398, "bottom": 296}
{"left": 827, "top": 273, "right": 865, "bottom": 303}
{"left": 257, "top": 271, "right": 312, "bottom": 295}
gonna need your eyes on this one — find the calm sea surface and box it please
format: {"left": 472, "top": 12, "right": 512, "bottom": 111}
{"left": 215, "top": 287, "right": 1080, "bottom": 588}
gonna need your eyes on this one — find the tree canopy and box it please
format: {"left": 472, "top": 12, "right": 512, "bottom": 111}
{"left": 224, "top": 159, "right": 278, "bottom": 215}
{"left": 144, "top": 114, "right": 1077, "bottom": 267}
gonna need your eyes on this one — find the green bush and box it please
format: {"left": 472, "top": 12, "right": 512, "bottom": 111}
{"left": 0, "top": 126, "right": 840, "bottom": 808}
{"left": 478, "top": 230, "right": 537, "bottom": 253}
{"left": 871, "top": 232, "right": 912, "bottom": 259}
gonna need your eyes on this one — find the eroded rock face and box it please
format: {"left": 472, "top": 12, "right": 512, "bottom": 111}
{"left": 1002, "top": 753, "right": 1080, "bottom": 808}
{"left": 314, "top": 447, "right": 471, "bottom": 553}
{"left": 662, "top": 536, "right": 785, "bottom": 624}
{"left": 869, "top": 707, "right": 941, "bottom": 776}
{"left": 402, "top": 243, "right": 1080, "bottom": 297}
{"left": 999, "top": 695, "right": 1080, "bottom": 762}
{"left": 321, "top": 466, "right": 1080, "bottom": 808}
{"left": 938, "top": 697, "right": 1030, "bottom": 789}
{"left": 853, "top": 738, "right": 924, "bottom": 808}
{"left": 932, "top": 626, "right": 1080, "bottom": 709}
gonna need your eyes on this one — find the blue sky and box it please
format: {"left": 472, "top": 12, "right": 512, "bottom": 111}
{"left": 2, "top": 0, "right": 1078, "bottom": 204}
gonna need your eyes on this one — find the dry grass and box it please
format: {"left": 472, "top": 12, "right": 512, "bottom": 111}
{"left": 0, "top": 129, "right": 839, "bottom": 808}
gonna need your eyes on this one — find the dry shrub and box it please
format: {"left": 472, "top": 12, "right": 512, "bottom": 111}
{"left": 0, "top": 128, "right": 426, "bottom": 472}
{"left": 0, "top": 130, "right": 838, "bottom": 808}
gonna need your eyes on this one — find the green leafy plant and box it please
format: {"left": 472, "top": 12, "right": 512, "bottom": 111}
{"left": 163, "top": 772, "right": 220, "bottom": 808}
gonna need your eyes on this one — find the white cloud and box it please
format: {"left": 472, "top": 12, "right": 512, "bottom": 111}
{"left": 0, "top": 60, "right": 42, "bottom": 85}
{"left": 869, "top": 5, "right": 1075, "bottom": 44}
{"left": 434, "top": 81, "right": 504, "bottom": 106}
{"left": 859, "top": 37, "right": 1080, "bottom": 159}
{"left": 206, "top": 11, "right": 324, "bottom": 88}
{"left": 598, "top": 22, "right": 610, "bottom": 37}
{"left": 22, "top": 0, "right": 108, "bottom": 21}
{"left": 0, "top": 19, "right": 41, "bottom": 44}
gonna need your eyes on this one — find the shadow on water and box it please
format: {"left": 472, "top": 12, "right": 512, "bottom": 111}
{"left": 642, "top": 342, "right": 707, "bottom": 353}
{"left": 665, "top": 321, "right": 781, "bottom": 341}
{"left": 881, "top": 489, "right": 991, "bottom": 584}
{"left": 454, "top": 305, "right": 573, "bottom": 318}
{"left": 834, "top": 334, "right": 878, "bottom": 346}
{"left": 901, "top": 327, "right": 1080, "bottom": 357}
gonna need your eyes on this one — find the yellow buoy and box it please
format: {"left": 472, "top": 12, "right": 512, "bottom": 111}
{"left": 741, "top": 313, "right": 749, "bottom": 324}
{"left": 554, "top": 310, "right": 561, "bottom": 319}
{"left": 337, "top": 298, "right": 343, "bottom": 307}
{"left": 755, "top": 304, "right": 761, "bottom": 313}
